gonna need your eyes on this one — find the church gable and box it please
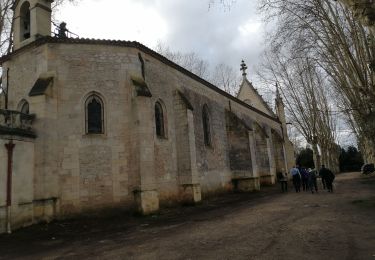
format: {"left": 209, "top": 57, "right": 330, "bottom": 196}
{"left": 237, "top": 78, "right": 275, "bottom": 117}
{"left": 237, "top": 61, "right": 275, "bottom": 117}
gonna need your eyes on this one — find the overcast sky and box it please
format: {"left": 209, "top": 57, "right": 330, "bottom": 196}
{"left": 56, "top": 0, "right": 265, "bottom": 83}
{"left": 55, "top": 0, "right": 355, "bottom": 147}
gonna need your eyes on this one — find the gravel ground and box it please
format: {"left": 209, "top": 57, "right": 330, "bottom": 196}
{"left": 0, "top": 172, "right": 374, "bottom": 260}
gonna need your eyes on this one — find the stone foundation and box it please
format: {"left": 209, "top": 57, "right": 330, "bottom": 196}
{"left": 260, "top": 175, "right": 276, "bottom": 186}
{"left": 232, "top": 177, "right": 260, "bottom": 192}
{"left": 0, "top": 199, "right": 58, "bottom": 234}
{"left": 33, "top": 198, "right": 58, "bottom": 223}
{"left": 179, "top": 184, "right": 202, "bottom": 204}
{"left": 134, "top": 190, "right": 159, "bottom": 215}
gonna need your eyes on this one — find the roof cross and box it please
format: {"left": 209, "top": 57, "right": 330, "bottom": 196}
{"left": 240, "top": 60, "right": 248, "bottom": 77}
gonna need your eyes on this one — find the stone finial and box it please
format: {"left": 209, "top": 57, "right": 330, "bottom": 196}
{"left": 240, "top": 60, "right": 248, "bottom": 77}
{"left": 276, "top": 82, "right": 282, "bottom": 100}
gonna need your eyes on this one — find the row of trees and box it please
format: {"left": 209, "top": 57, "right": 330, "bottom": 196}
{"left": 155, "top": 42, "right": 241, "bottom": 96}
{"left": 296, "top": 146, "right": 364, "bottom": 172}
{"left": 255, "top": 0, "right": 374, "bottom": 171}
{"left": 338, "top": 0, "right": 375, "bottom": 32}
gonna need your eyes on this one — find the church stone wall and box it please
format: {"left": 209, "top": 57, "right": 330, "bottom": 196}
{"left": 225, "top": 112, "right": 252, "bottom": 172}
{"left": 145, "top": 53, "right": 232, "bottom": 196}
{"left": 49, "top": 44, "right": 136, "bottom": 214}
{"left": 0, "top": 139, "right": 35, "bottom": 233}
{"left": 0, "top": 41, "right": 291, "bottom": 231}
{"left": 187, "top": 92, "right": 231, "bottom": 194}
{"left": 144, "top": 60, "right": 181, "bottom": 204}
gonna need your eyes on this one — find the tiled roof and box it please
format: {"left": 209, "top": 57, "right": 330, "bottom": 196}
{"left": 0, "top": 36, "right": 280, "bottom": 123}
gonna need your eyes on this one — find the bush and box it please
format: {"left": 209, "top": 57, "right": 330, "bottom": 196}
{"left": 339, "top": 146, "right": 364, "bottom": 172}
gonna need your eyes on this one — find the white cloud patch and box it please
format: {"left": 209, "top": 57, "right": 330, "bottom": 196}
{"left": 238, "top": 20, "right": 262, "bottom": 35}
{"left": 56, "top": 0, "right": 265, "bottom": 82}
{"left": 57, "top": 0, "right": 168, "bottom": 44}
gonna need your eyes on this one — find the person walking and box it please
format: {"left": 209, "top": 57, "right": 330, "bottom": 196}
{"left": 319, "top": 165, "right": 335, "bottom": 192}
{"left": 290, "top": 166, "right": 301, "bottom": 193}
{"left": 300, "top": 167, "right": 309, "bottom": 191}
{"left": 308, "top": 168, "right": 318, "bottom": 193}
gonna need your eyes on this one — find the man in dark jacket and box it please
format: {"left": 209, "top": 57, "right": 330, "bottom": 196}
{"left": 319, "top": 165, "right": 335, "bottom": 192}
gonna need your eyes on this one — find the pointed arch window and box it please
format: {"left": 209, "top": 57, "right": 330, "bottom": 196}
{"left": 202, "top": 104, "right": 211, "bottom": 146}
{"left": 155, "top": 101, "right": 166, "bottom": 138}
{"left": 85, "top": 94, "right": 104, "bottom": 134}
{"left": 18, "top": 99, "right": 29, "bottom": 114}
{"left": 20, "top": 1, "right": 31, "bottom": 40}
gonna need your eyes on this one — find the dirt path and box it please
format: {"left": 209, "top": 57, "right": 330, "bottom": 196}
{"left": 1, "top": 172, "right": 374, "bottom": 260}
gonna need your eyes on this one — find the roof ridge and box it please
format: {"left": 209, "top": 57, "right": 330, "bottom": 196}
{"left": 1, "top": 36, "right": 280, "bottom": 123}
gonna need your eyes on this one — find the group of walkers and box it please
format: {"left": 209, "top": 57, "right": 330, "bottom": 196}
{"left": 277, "top": 165, "right": 335, "bottom": 193}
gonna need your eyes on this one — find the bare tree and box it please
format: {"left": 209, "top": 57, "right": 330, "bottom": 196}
{"left": 258, "top": 43, "right": 340, "bottom": 171}
{"left": 155, "top": 41, "right": 241, "bottom": 96}
{"left": 155, "top": 42, "right": 210, "bottom": 79}
{"left": 338, "top": 0, "right": 375, "bottom": 32}
{"left": 208, "top": 0, "right": 237, "bottom": 10}
{"left": 210, "top": 63, "right": 241, "bottom": 96}
{"left": 0, "top": 0, "right": 15, "bottom": 54}
{"left": 259, "top": 0, "right": 375, "bottom": 164}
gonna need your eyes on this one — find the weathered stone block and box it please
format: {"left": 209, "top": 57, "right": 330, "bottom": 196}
{"left": 233, "top": 177, "right": 260, "bottom": 192}
{"left": 260, "top": 175, "right": 276, "bottom": 185}
{"left": 179, "top": 184, "right": 202, "bottom": 204}
{"left": 134, "top": 189, "right": 159, "bottom": 215}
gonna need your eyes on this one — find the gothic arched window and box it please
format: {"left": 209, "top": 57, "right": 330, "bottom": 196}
{"left": 85, "top": 94, "right": 104, "bottom": 134}
{"left": 18, "top": 99, "right": 29, "bottom": 114}
{"left": 202, "top": 104, "right": 211, "bottom": 146}
{"left": 20, "top": 1, "right": 31, "bottom": 40}
{"left": 155, "top": 101, "right": 166, "bottom": 138}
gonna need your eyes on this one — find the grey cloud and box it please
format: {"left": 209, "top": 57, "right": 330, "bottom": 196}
{"left": 148, "top": 0, "right": 264, "bottom": 80}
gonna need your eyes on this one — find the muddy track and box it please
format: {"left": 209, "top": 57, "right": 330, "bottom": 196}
{"left": 0, "top": 172, "right": 374, "bottom": 260}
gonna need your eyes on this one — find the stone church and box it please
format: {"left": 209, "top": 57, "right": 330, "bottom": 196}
{"left": 0, "top": 0, "right": 294, "bottom": 233}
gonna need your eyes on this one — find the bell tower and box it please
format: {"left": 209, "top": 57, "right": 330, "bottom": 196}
{"left": 12, "top": 0, "right": 53, "bottom": 51}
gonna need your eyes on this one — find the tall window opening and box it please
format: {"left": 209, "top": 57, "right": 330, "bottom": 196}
{"left": 202, "top": 104, "right": 211, "bottom": 146}
{"left": 20, "top": 2, "right": 31, "bottom": 40}
{"left": 85, "top": 94, "right": 104, "bottom": 134}
{"left": 155, "top": 101, "right": 166, "bottom": 138}
{"left": 20, "top": 100, "right": 29, "bottom": 114}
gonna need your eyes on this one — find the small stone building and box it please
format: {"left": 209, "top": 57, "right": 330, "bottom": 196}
{"left": 0, "top": 0, "right": 294, "bottom": 233}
